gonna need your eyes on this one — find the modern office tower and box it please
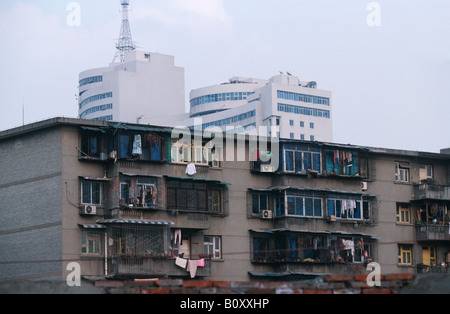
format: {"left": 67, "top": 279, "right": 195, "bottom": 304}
{"left": 78, "top": 50, "right": 186, "bottom": 124}
{"left": 186, "top": 73, "right": 333, "bottom": 142}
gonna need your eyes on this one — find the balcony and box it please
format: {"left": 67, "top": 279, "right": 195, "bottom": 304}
{"left": 109, "top": 256, "right": 211, "bottom": 278}
{"left": 415, "top": 224, "right": 450, "bottom": 241}
{"left": 417, "top": 264, "right": 449, "bottom": 274}
{"left": 276, "top": 261, "right": 367, "bottom": 276}
{"left": 413, "top": 183, "right": 450, "bottom": 201}
{"left": 109, "top": 207, "right": 211, "bottom": 230}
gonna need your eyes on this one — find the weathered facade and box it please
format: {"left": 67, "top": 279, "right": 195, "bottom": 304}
{"left": 0, "top": 117, "right": 449, "bottom": 282}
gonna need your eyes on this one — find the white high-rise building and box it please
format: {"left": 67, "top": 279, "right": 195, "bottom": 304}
{"left": 169, "top": 73, "right": 333, "bottom": 142}
{"left": 78, "top": 50, "right": 186, "bottom": 124}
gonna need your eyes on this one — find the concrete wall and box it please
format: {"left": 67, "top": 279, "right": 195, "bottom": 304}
{"left": 0, "top": 127, "right": 63, "bottom": 280}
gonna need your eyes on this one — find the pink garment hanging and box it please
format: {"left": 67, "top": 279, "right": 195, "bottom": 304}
{"left": 197, "top": 259, "right": 205, "bottom": 267}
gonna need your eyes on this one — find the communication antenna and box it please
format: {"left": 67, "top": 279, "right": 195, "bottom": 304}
{"left": 113, "top": 0, "right": 136, "bottom": 63}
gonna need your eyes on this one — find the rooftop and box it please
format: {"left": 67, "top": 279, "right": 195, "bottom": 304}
{"left": 1, "top": 117, "right": 449, "bottom": 161}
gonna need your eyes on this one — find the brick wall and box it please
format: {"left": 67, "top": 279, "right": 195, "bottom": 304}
{"left": 92, "top": 273, "right": 415, "bottom": 294}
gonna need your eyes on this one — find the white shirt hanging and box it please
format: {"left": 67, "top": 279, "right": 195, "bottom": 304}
{"left": 186, "top": 163, "right": 197, "bottom": 176}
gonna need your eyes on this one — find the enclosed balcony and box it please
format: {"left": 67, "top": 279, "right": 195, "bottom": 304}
{"left": 109, "top": 256, "right": 211, "bottom": 278}
{"left": 109, "top": 207, "right": 211, "bottom": 230}
{"left": 415, "top": 224, "right": 450, "bottom": 241}
{"left": 413, "top": 183, "right": 450, "bottom": 201}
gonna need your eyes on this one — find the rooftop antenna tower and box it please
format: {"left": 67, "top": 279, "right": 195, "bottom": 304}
{"left": 113, "top": 0, "right": 136, "bottom": 63}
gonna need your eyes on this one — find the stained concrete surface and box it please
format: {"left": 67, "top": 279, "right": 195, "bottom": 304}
{"left": 0, "top": 274, "right": 449, "bottom": 294}
{"left": 399, "top": 274, "right": 450, "bottom": 294}
{"left": 0, "top": 280, "right": 105, "bottom": 294}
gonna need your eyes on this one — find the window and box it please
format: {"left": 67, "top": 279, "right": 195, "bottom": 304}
{"left": 310, "top": 135, "right": 315, "bottom": 141}
{"left": 252, "top": 193, "right": 268, "bottom": 215}
{"left": 120, "top": 177, "right": 158, "bottom": 207}
{"left": 119, "top": 134, "right": 132, "bottom": 159}
{"left": 252, "top": 233, "right": 372, "bottom": 264}
{"left": 190, "top": 92, "right": 254, "bottom": 107}
{"left": 81, "top": 231, "right": 102, "bottom": 256}
{"left": 81, "top": 133, "right": 100, "bottom": 158}
{"left": 113, "top": 227, "right": 167, "bottom": 256}
{"left": 277, "top": 90, "right": 330, "bottom": 106}
{"left": 283, "top": 146, "right": 321, "bottom": 173}
{"left": 395, "top": 162, "right": 410, "bottom": 183}
{"left": 300, "top": 134, "right": 305, "bottom": 141}
{"left": 324, "top": 149, "right": 362, "bottom": 176}
{"left": 327, "top": 196, "right": 367, "bottom": 220}
{"left": 290, "top": 133, "right": 295, "bottom": 139}
{"left": 171, "top": 138, "right": 221, "bottom": 167}
{"left": 252, "top": 236, "right": 271, "bottom": 261}
{"left": 398, "top": 244, "right": 413, "bottom": 266}
{"left": 79, "top": 92, "right": 112, "bottom": 109}
{"left": 419, "top": 164, "right": 433, "bottom": 181}
{"left": 277, "top": 103, "right": 330, "bottom": 119}
{"left": 136, "top": 183, "right": 156, "bottom": 207}
{"left": 276, "top": 118, "right": 280, "bottom": 126}
{"left": 310, "top": 122, "right": 315, "bottom": 129}
{"left": 167, "top": 180, "right": 223, "bottom": 214}
{"left": 115, "top": 132, "right": 164, "bottom": 161}
{"left": 289, "top": 120, "right": 294, "bottom": 126}
{"left": 285, "top": 195, "right": 322, "bottom": 218}
{"left": 120, "top": 181, "right": 130, "bottom": 205}
{"left": 92, "top": 115, "right": 113, "bottom": 122}
{"left": 335, "top": 237, "right": 365, "bottom": 263}
{"left": 79, "top": 75, "right": 102, "bottom": 87}
{"left": 143, "top": 133, "right": 163, "bottom": 161}
{"left": 204, "top": 236, "right": 221, "bottom": 259}
{"left": 208, "top": 190, "right": 222, "bottom": 214}
{"left": 79, "top": 103, "right": 113, "bottom": 119}
{"left": 300, "top": 121, "right": 305, "bottom": 128}
{"left": 81, "top": 181, "right": 102, "bottom": 205}
{"left": 396, "top": 203, "right": 411, "bottom": 224}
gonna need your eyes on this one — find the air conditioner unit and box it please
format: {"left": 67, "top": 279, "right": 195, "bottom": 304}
{"left": 361, "top": 182, "right": 368, "bottom": 191}
{"left": 81, "top": 205, "right": 97, "bottom": 215}
{"left": 261, "top": 210, "right": 273, "bottom": 219}
{"left": 260, "top": 164, "right": 275, "bottom": 173}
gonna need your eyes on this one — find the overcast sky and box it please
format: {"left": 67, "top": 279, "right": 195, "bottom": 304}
{"left": 0, "top": 0, "right": 449, "bottom": 153}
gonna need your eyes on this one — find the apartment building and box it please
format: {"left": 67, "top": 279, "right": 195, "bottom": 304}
{"left": 0, "top": 118, "right": 448, "bottom": 282}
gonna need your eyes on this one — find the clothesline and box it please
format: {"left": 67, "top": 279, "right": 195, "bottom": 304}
{"left": 175, "top": 257, "right": 206, "bottom": 279}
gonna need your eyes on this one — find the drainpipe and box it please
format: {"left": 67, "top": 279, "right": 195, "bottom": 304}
{"left": 105, "top": 233, "right": 108, "bottom": 276}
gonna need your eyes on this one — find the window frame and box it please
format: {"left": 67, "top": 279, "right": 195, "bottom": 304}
{"left": 81, "top": 132, "right": 101, "bottom": 158}
{"left": 283, "top": 148, "right": 321, "bottom": 174}
{"left": 136, "top": 183, "right": 156, "bottom": 208}
{"left": 398, "top": 244, "right": 413, "bottom": 266}
{"left": 396, "top": 203, "right": 412, "bottom": 224}
{"left": 327, "top": 197, "right": 367, "bottom": 221}
{"left": 81, "top": 230, "right": 103, "bottom": 256}
{"left": 252, "top": 193, "right": 269, "bottom": 215}
{"left": 167, "top": 180, "right": 224, "bottom": 214}
{"left": 285, "top": 195, "right": 323, "bottom": 218}
{"left": 204, "top": 236, "right": 222, "bottom": 259}
{"left": 419, "top": 164, "right": 433, "bottom": 181}
{"left": 171, "top": 138, "right": 221, "bottom": 167}
{"left": 81, "top": 180, "right": 102, "bottom": 205}
{"left": 395, "top": 162, "right": 410, "bottom": 183}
